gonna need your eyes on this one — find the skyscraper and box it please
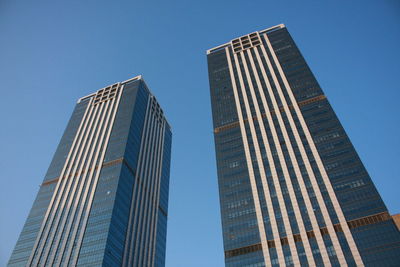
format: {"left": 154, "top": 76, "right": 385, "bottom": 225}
{"left": 207, "top": 24, "right": 400, "bottom": 266}
{"left": 8, "top": 76, "right": 172, "bottom": 267}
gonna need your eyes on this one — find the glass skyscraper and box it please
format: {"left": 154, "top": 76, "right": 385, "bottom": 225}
{"left": 8, "top": 76, "right": 172, "bottom": 267}
{"left": 207, "top": 24, "right": 400, "bottom": 266}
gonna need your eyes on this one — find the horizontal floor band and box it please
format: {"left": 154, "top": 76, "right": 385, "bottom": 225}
{"left": 214, "top": 95, "right": 326, "bottom": 133}
{"left": 41, "top": 157, "right": 133, "bottom": 187}
{"left": 225, "top": 243, "right": 262, "bottom": 258}
{"left": 41, "top": 177, "right": 60, "bottom": 186}
{"left": 225, "top": 211, "right": 391, "bottom": 258}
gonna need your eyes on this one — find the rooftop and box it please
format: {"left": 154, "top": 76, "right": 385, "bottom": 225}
{"left": 206, "top": 23, "right": 285, "bottom": 55}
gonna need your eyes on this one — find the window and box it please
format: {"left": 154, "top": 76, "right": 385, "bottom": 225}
{"left": 229, "top": 161, "right": 239, "bottom": 168}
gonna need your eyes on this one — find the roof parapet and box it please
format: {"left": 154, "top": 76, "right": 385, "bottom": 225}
{"left": 206, "top": 24, "right": 285, "bottom": 55}
{"left": 77, "top": 75, "right": 143, "bottom": 103}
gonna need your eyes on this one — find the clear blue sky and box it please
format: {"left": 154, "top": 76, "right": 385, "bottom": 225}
{"left": 0, "top": 1, "right": 399, "bottom": 266}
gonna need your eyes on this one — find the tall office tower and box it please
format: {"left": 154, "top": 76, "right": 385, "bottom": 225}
{"left": 8, "top": 76, "right": 172, "bottom": 267}
{"left": 207, "top": 24, "right": 400, "bottom": 266}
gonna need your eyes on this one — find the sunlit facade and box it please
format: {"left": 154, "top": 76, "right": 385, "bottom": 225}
{"left": 8, "top": 76, "right": 172, "bottom": 267}
{"left": 207, "top": 24, "right": 400, "bottom": 266}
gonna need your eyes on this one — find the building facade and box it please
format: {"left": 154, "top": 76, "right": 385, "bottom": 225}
{"left": 8, "top": 76, "right": 172, "bottom": 267}
{"left": 207, "top": 24, "right": 400, "bottom": 266}
{"left": 392, "top": 214, "right": 400, "bottom": 232}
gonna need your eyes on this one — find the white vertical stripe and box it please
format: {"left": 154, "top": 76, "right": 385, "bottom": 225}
{"left": 263, "top": 33, "right": 364, "bottom": 266}
{"left": 245, "top": 48, "right": 317, "bottom": 267}
{"left": 133, "top": 105, "right": 158, "bottom": 266}
{"left": 149, "top": 121, "right": 166, "bottom": 267}
{"left": 130, "top": 102, "right": 156, "bottom": 266}
{"left": 123, "top": 99, "right": 152, "bottom": 266}
{"left": 127, "top": 100, "right": 155, "bottom": 266}
{"left": 237, "top": 50, "right": 297, "bottom": 266}
{"left": 262, "top": 33, "right": 348, "bottom": 265}
{"left": 257, "top": 39, "right": 337, "bottom": 266}
{"left": 138, "top": 112, "right": 161, "bottom": 265}
{"left": 62, "top": 99, "right": 113, "bottom": 264}
{"left": 225, "top": 47, "right": 271, "bottom": 265}
{"left": 67, "top": 84, "right": 124, "bottom": 266}
{"left": 144, "top": 120, "right": 164, "bottom": 266}
{"left": 252, "top": 46, "right": 331, "bottom": 267}
{"left": 27, "top": 98, "right": 94, "bottom": 266}
{"left": 122, "top": 95, "right": 152, "bottom": 267}
{"left": 37, "top": 103, "right": 102, "bottom": 266}
{"left": 44, "top": 101, "right": 108, "bottom": 265}
{"left": 147, "top": 118, "right": 164, "bottom": 266}
{"left": 52, "top": 100, "right": 113, "bottom": 266}
{"left": 141, "top": 116, "right": 160, "bottom": 263}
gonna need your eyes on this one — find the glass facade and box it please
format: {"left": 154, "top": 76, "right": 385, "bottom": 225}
{"left": 8, "top": 76, "right": 172, "bottom": 267}
{"left": 207, "top": 24, "right": 400, "bottom": 266}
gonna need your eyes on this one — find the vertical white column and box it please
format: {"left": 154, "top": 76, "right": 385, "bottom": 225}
{"left": 225, "top": 47, "right": 271, "bottom": 266}
{"left": 237, "top": 50, "right": 301, "bottom": 266}
{"left": 149, "top": 121, "right": 166, "bottom": 267}
{"left": 44, "top": 101, "right": 108, "bottom": 265}
{"left": 127, "top": 100, "right": 155, "bottom": 266}
{"left": 132, "top": 104, "right": 157, "bottom": 267}
{"left": 138, "top": 112, "right": 162, "bottom": 266}
{"left": 244, "top": 48, "right": 317, "bottom": 267}
{"left": 122, "top": 95, "right": 152, "bottom": 267}
{"left": 263, "top": 33, "right": 364, "bottom": 266}
{"left": 145, "top": 120, "right": 165, "bottom": 266}
{"left": 67, "top": 84, "right": 124, "bottom": 266}
{"left": 252, "top": 45, "right": 333, "bottom": 266}
{"left": 52, "top": 99, "right": 112, "bottom": 266}
{"left": 258, "top": 38, "right": 340, "bottom": 266}
{"left": 27, "top": 98, "right": 94, "bottom": 267}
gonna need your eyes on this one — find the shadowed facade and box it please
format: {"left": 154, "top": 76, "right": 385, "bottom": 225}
{"left": 8, "top": 76, "right": 171, "bottom": 267}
